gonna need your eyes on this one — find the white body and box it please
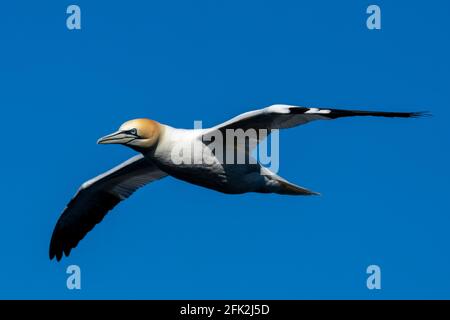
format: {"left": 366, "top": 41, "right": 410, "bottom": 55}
{"left": 149, "top": 125, "right": 278, "bottom": 194}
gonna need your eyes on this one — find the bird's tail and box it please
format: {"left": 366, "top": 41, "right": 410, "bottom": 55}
{"left": 275, "top": 179, "right": 320, "bottom": 196}
{"left": 259, "top": 166, "right": 319, "bottom": 196}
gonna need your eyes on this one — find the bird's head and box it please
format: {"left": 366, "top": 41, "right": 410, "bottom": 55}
{"left": 97, "top": 118, "right": 162, "bottom": 150}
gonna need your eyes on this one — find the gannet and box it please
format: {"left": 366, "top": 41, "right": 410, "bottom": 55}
{"left": 49, "top": 104, "right": 425, "bottom": 260}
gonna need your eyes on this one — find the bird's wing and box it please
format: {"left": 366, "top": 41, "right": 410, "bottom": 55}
{"left": 49, "top": 154, "right": 168, "bottom": 261}
{"left": 201, "top": 104, "right": 425, "bottom": 154}
{"left": 207, "top": 104, "right": 425, "bottom": 134}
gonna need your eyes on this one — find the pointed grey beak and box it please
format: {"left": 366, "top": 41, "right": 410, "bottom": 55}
{"left": 97, "top": 130, "right": 133, "bottom": 144}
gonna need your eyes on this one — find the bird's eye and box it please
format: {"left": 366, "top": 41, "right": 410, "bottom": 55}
{"left": 129, "top": 129, "right": 137, "bottom": 135}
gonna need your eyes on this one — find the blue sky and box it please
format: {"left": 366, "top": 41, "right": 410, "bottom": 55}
{"left": 0, "top": 0, "right": 449, "bottom": 299}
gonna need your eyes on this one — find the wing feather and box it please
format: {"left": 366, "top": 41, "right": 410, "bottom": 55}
{"left": 202, "top": 104, "right": 426, "bottom": 152}
{"left": 208, "top": 104, "right": 426, "bottom": 134}
{"left": 49, "top": 154, "right": 167, "bottom": 261}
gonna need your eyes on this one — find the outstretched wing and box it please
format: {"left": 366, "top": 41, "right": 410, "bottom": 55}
{"left": 201, "top": 104, "right": 425, "bottom": 154}
{"left": 49, "top": 154, "right": 168, "bottom": 261}
{"left": 209, "top": 104, "right": 425, "bottom": 134}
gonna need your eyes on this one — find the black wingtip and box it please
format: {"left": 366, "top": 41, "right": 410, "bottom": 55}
{"left": 49, "top": 243, "right": 70, "bottom": 262}
{"left": 49, "top": 234, "right": 59, "bottom": 261}
{"left": 49, "top": 255, "right": 62, "bottom": 262}
{"left": 409, "top": 111, "right": 432, "bottom": 118}
{"left": 49, "top": 232, "right": 65, "bottom": 262}
{"left": 49, "top": 247, "right": 61, "bottom": 262}
{"left": 49, "top": 242, "right": 55, "bottom": 261}
{"left": 49, "top": 253, "right": 61, "bottom": 262}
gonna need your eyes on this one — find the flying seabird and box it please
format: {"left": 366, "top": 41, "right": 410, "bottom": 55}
{"left": 49, "top": 104, "right": 425, "bottom": 260}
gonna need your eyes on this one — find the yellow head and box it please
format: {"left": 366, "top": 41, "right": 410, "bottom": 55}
{"left": 97, "top": 118, "right": 162, "bottom": 149}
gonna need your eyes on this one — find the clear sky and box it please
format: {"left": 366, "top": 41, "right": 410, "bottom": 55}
{"left": 0, "top": 0, "right": 449, "bottom": 299}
